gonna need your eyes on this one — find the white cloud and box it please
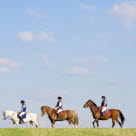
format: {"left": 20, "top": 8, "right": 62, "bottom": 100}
{"left": 0, "top": 67, "right": 10, "bottom": 73}
{"left": 17, "top": 31, "right": 56, "bottom": 43}
{"left": 96, "top": 34, "right": 112, "bottom": 39}
{"left": 108, "top": 79, "right": 120, "bottom": 85}
{"left": 39, "top": 54, "right": 55, "bottom": 68}
{"left": 0, "top": 58, "right": 23, "bottom": 73}
{"left": 80, "top": 4, "right": 96, "bottom": 11}
{"left": 65, "top": 66, "right": 95, "bottom": 76}
{"left": 36, "top": 32, "right": 56, "bottom": 43}
{"left": 90, "top": 56, "right": 108, "bottom": 62}
{"left": 109, "top": 1, "right": 136, "bottom": 28}
{"left": 25, "top": 8, "right": 48, "bottom": 20}
{"left": 17, "top": 32, "right": 33, "bottom": 42}
{"left": 33, "top": 89, "right": 70, "bottom": 101}
{"left": 74, "top": 57, "right": 87, "bottom": 65}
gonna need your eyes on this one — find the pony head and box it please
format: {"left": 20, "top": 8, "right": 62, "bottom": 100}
{"left": 41, "top": 106, "right": 48, "bottom": 117}
{"left": 3, "top": 111, "right": 7, "bottom": 120}
{"left": 83, "top": 100, "right": 97, "bottom": 108}
{"left": 3, "top": 110, "right": 15, "bottom": 120}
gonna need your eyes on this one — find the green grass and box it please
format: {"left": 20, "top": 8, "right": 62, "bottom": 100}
{"left": 0, "top": 128, "right": 136, "bottom": 136}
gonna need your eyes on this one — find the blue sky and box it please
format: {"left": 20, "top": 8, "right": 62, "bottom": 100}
{"left": 0, "top": 0, "right": 136, "bottom": 128}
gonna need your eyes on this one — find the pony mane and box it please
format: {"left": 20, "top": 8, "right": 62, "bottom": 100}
{"left": 41, "top": 106, "right": 51, "bottom": 109}
{"left": 5, "top": 110, "right": 16, "bottom": 113}
{"left": 89, "top": 100, "right": 97, "bottom": 107}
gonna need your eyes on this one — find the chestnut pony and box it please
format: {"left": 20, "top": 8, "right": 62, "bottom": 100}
{"left": 83, "top": 100, "right": 125, "bottom": 128}
{"left": 41, "top": 106, "right": 79, "bottom": 128}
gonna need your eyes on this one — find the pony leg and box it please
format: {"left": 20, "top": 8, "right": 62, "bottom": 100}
{"left": 30, "top": 121, "right": 33, "bottom": 128}
{"left": 16, "top": 123, "right": 19, "bottom": 128}
{"left": 96, "top": 120, "right": 99, "bottom": 128}
{"left": 35, "top": 122, "right": 39, "bottom": 128}
{"left": 70, "top": 119, "right": 78, "bottom": 128}
{"left": 68, "top": 120, "right": 71, "bottom": 128}
{"left": 92, "top": 119, "right": 96, "bottom": 128}
{"left": 34, "top": 115, "right": 39, "bottom": 128}
{"left": 51, "top": 121, "right": 55, "bottom": 128}
{"left": 116, "top": 119, "right": 122, "bottom": 128}
{"left": 10, "top": 122, "right": 15, "bottom": 128}
{"left": 112, "top": 118, "right": 115, "bottom": 128}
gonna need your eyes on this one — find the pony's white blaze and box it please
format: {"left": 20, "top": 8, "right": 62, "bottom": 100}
{"left": 3, "top": 110, "right": 39, "bottom": 128}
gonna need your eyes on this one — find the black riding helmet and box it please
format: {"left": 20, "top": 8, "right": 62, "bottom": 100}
{"left": 20, "top": 100, "right": 25, "bottom": 103}
{"left": 58, "top": 96, "right": 62, "bottom": 100}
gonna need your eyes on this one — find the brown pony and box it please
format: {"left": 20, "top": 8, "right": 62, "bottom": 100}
{"left": 41, "top": 106, "right": 79, "bottom": 128}
{"left": 83, "top": 100, "right": 125, "bottom": 128}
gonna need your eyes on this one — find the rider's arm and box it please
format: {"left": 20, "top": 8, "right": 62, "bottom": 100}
{"left": 18, "top": 107, "right": 23, "bottom": 113}
{"left": 55, "top": 102, "right": 62, "bottom": 110}
{"left": 55, "top": 106, "right": 60, "bottom": 110}
{"left": 18, "top": 105, "right": 26, "bottom": 113}
{"left": 100, "top": 102, "right": 107, "bottom": 109}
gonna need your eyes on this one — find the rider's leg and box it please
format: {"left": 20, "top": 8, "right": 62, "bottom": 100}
{"left": 19, "top": 112, "right": 25, "bottom": 124}
{"left": 17, "top": 113, "right": 22, "bottom": 124}
{"left": 101, "top": 107, "right": 106, "bottom": 118}
{"left": 56, "top": 113, "right": 59, "bottom": 120}
{"left": 56, "top": 111, "right": 59, "bottom": 120}
{"left": 100, "top": 110, "right": 103, "bottom": 118}
{"left": 56, "top": 109, "right": 62, "bottom": 120}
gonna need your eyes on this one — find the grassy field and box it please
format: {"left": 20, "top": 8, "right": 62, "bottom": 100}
{"left": 0, "top": 128, "right": 135, "bottom": 136}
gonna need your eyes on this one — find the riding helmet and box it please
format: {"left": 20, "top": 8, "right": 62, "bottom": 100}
{"left": 20, "top": 100, "right": 25, "bottom": 103}
{"left": 58, "top": 96, "right": 62, "bottom": 100}
{"left": 101, "top": 96, "right": 106, "bottom": 99}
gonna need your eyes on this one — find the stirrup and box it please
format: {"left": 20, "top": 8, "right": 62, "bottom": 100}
{"left": 100, "top": 114, "right": 104, "bottom": 119}
{"left": 19, "top": 121, "right": 22, "bottom": 124}
{"left": 56, "top": 118, "right": 59, "bottom": 120}
{"left": 19, "top": 119, "right": 24, "bottom": 124}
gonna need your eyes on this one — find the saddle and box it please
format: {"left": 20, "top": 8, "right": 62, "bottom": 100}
{"left": 98, "top": 108, "right": 108, "bottom": 114}
{"left": 56, "top": 111, "right": 63, "bottom": 121}
{"left": 98, "top": 109, "right": 109, "bottom": 119}
{"left": 103, "top": 110, "right": 108, "bottom": 114}
{"left": 22, "top": 114, "right": 26, "bottom": 119}
{"left": 17, "top": 113, "right": 27, "bottom": 124}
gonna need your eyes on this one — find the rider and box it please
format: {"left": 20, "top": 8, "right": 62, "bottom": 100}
{"left": 55, "top": 96, "right": 63, "bottom": 120}
{"left": 100, "top": 96, "right": 107, "bottom": 118}
{"left": 17, "top": 100, "right": 26, "bottom": 124}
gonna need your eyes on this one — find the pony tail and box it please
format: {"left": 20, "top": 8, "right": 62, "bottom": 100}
{"left": 118, "top": 110, "right": 125, "bottom": 126}
{"left": 73, "top": 113, "right": 79, "bottom": 127}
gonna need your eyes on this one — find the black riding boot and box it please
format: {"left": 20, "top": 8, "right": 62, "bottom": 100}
{"left": 56, "top": 113, "right": 59, "bottom": 120}
{"left": 17, "top": 113, "right": 22, "bottom": 124}
{"left": 19, "top": 117, "right": 23, "bottom": 124}
{"left": 100, "top": 112, "right": 103, "bottom": 119}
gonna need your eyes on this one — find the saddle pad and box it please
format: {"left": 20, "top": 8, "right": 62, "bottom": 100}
{"left": 22, "top": 114, "right": 26, "bottom": 119}
{"left": 103, "top": 110, "right": 108, "bottom": 114}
